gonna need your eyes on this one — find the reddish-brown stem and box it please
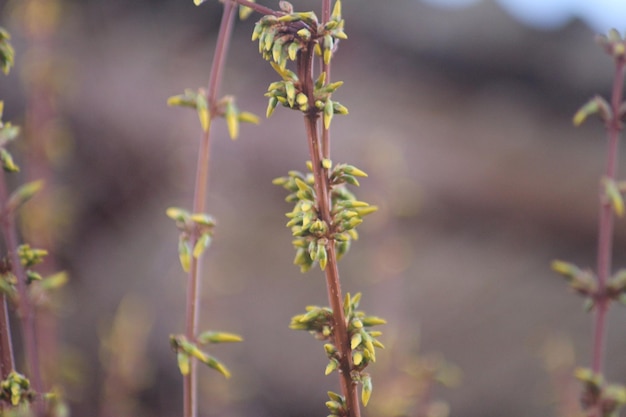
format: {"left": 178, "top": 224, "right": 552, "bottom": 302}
{"left": 0, "top": 171, "right": 43, "bottom": 415}
{"left": 183, "top": 3, "right": 236, "bottom": 417}
{"left": 300, "top": 43, "right": 361, "bottom": 417}
{"left": 0, "top": 178, "right": 14, "bottom": 388}
{"left": 590, "top": 56, "right": 625, "bottom": 417}
{"left": 0, "top": 171, "right": 14, "bottom": 381}
{"left": 227, "top": 0, "right": 280, "bottom": 16}
{"left": 0, "top": 295, "right": 13, "bottom": 380}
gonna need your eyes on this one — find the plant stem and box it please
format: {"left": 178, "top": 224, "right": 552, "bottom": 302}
{"left": 0, "top": 295, "right": 13, "bottom": 379}
{"left": 300, "top": 43, "right": 361, "bottom": 417}
{"left": 0, "top": 171, "right": 43, "bottom": 415}
{"left": 229, "top": 0, "right": 279, "bottom": 16}
{"left": 591, "top": 56, "right": 625, "bottom": 417}
{"left": 0, "top": 174, "right": 14, "bottom": 380}
{"left": 183, "top": 3, "right": 235, "bottom": 417}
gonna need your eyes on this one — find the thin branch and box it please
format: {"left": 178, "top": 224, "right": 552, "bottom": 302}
{"left": 590, "top": 55, "right": 625, "bottom": 417}
{"left": 227, "top": 0, "right": 280, "bottom": 17}
{"left": 301, "top": 42, "right": 361, "bottom": 417}
{"left": 0, "top": 171, "right": 43, "bottom": 416}
{"left": 183, "top": 3, "right": 237, "bottom": 417}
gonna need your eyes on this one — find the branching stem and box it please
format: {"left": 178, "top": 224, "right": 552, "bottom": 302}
{"left": 0, "top": 177, "right": 13, "bottom": 389}
{"left": 300, "top": 42, "right": 361, "bottom": 417}
{"left": 591, "top": 56, "right": 625, "bottom": 417}
{"left": 0, "top": 170, "right": 42, "bottom": 415}
{"left": 183, "top": 3, "right": 236, "bottom": 417}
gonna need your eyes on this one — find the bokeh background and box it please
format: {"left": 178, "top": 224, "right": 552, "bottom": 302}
{"left": 1, "top": 0, "right": 626, "bottom": 416}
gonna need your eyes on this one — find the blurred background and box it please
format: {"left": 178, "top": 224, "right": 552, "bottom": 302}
{"left": 1, "top": 0, "right": 626, "bottom": 416}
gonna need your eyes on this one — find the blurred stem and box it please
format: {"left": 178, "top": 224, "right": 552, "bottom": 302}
{"left": 183, "top": 3, "right": 235, "bottom": 417}
{"left": 0, "top": 171, "right": 43, "bottom": 415}
{"left": 0, "top": 295, "right": 13, "bottom": 380}
{"left": 591, "top": 56, "right": 625, "bottom": 417}
{"left": 228, "top": 0, "right": 279, "bottom": 16}
{"left": 321, "top": 0, "right": 331, "bottom": 159}
{"left": 0, "top": 172, "right": 15, "bottom": 378}
{"left": 300, "top": 42, "right": 360, "bottom": 417}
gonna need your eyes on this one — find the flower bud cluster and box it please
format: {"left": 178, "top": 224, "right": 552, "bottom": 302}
{"left": 166, "top": 207, "right": 216, "bottom": 273}
{"left": 252, "top": 0, "right": 346, "bottom": 69}
{"left": 576, "top": 367, "right": 626, "bottom": 417}
{"left": 290, "top": 292, "right": 384, "bottom": 407}
{"left": 264, "top": 62, "right": 348, "bottom": 129}
{"left": 253, "top": 1, "right": 349, "bottom": 127}
{"left": 273, "top": 161, "right": 377, "bottom": 272}
{"left": 597, "top": 29, "right": 626, "bottom": 61}
{"left": 0, "top": 371, "right": 34, "bottom": 407}
{"left": 167, "top": 89, "right": 259, "bottom": 139}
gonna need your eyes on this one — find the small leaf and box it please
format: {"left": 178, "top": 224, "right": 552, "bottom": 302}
{"left": 361, "top": 316, "right": 387, "bottom": 326}
{"left": 178, "top": 237, "right": 192, "bottom": 272}
{"left": 317, "top": 244, "right": 328, "bottom": 270}
{"left": 573, "top": 95, "right": 610, "bottom": 126}
{"left": 193, "top": 233, "right": 212, "bottom": 259}
{"left": 325, "top": 359, "right": 338, "bottom": 375}
{"left": 285, "top": 82, "right": 296, "bottom": 108}
{"left": 288, "top": 42, "right": 300, "bottom": 61}
{"left": 361, "top": 374, "right": 372, "bottom": 406}
{"left": 239, "top": 0, "right": 255, "bottom": 20}
{"left": 266, "top": 97, "right": 278, "bottom": 118}
{"left": 331, "top": 0, "right": 342, "bottom": 21}
{"left": 604, "top": 177, "right": 624, "bottom": 217}
{"left": 327, "top": 391, "right": 343, "bottom": 403}
{"left": 351, "top": 332, "right": 362, "bottom": 349}
{"left": 323, "top": 100, "right": 334, "bottom": 129}
{"left": 196, "top": 95, "right": 211, "bottom": 132}
{"left": 225, "top": 100, "right": 239, "bottom": 139}
{"left": 343, "top": 165, "right": 368, "bottom": 177}
{"left": 238, "top": 111, "right": 260, "bottom": 125}
{"left": 166, "top": 207, "right": 190, "bottom": 222}
{"left": 6, "top": 180, "right": 44, "bottom": 213}
{"left": 177, "top": 352, "right": 190, "bottom": 375}
{"left": 205, "top": 356, "right": 231, "bottom": 378}
{"left": 0, "top": 149, "right": 19, "bottom": 172}
{"left": 39, "top": 271, "right": 69, "bottom": 291}
{"left": 197, "top": 331, "right": 243, "bottom": 344}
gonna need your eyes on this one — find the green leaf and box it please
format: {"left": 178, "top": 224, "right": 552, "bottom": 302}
{"left": 196, "top": 95, "right": 210, "bottom": 132}
{"left": 205, "top": 355, "right": 232, "bottom": 378}
{"left": 361, "top": 374, "right": 372, "bottom": 406}
{"left": 325, "top": 359, "right": 339, "bottom": 375}
{"left": 166, "top": 207, "right": 190, "bottom": 222}
{"left": 0, "top": 148, "right": 19, "bottom": 172}
{"left": 193, "top": 233, "right": 212, "bottom": 259}
{"left": 177, "top": 352, "right": 190, "bottom": 375}
{"left": 178, "top": 237, "right": 192, "bottom": 272}
{"left": 238, "top": 111, "right": 260, "bottom": 125}
{"left": 604, "top": 177, "right": 624, "bottom": 217}
{"left": 39, "top": 271, "right": 69, "bottom": 291}
{"left": 0, "top": 28, "right": 15, "bottom": 76}
{"left": 573, "top": 95, "right": 610, "bottom": 126}
{"left": 6, "top": 180, "right": 44, "bottom": 213}
{"left": 323, "top": 99, "right": 334, "bottom": 129}
{"left": 239, "top": 0, "right": 255, "bottom": 20}
{"left": 197, "top": 331, "right": 243, "bottom": 344}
